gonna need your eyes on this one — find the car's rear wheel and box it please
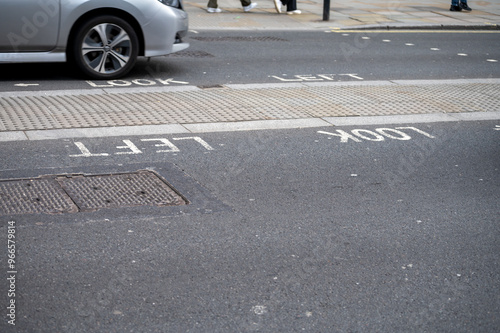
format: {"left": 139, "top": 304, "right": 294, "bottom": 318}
{"left": 71, "top": 16, "right": 139, "bottom": 79}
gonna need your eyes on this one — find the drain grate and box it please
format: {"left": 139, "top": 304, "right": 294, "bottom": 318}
{"left": 190, "top": 36, "right": 287, "bottom": 42}
{"left": 0, "top": 171, "right": 187, "bottom": 215}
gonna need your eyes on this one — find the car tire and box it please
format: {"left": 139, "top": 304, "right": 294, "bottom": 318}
{"left": 71, "top": 15, "right": 139, "bottom": 79}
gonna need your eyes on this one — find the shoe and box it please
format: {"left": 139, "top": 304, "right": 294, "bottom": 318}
{"left": 449, "top": 5, "right": 462, "bottom": 11}
{"left": 286, "top": 10, "right": 301, "bottom": 15}
{"left": 273, "top": 0, "right": 281, "bottom": 13}
{"left": 243, "top": 3, "right": 257, "bottom": 12}
{"left": 460, "top": 3, "right": 472, "bottom": 11}
{"left": 207, "top": 7, "right": 222, "bottom": 13}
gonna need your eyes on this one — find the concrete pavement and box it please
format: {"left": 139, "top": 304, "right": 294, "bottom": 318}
{"left": 185, "top": 0, "right": 500, "bottom": 30}
{"left": 1, "top": 79, "right": 500, "bottom": 141}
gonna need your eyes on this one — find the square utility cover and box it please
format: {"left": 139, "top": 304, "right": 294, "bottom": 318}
{"left": 56, "top": 171, "right": 188, "bottom": 212}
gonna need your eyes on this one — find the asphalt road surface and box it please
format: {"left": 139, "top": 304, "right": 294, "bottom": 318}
{"left": 1, "top": 30, "right": 499, "bottom": 92}
{"left": 0, "top": 120, "right": 499, "bottom": 332}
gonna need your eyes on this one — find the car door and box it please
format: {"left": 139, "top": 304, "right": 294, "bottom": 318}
{"left": 0, "top": 0, "right": 60, "bottom": 52}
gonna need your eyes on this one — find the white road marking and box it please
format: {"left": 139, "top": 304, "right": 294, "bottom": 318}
{"left": 115, "top": 140, "right": 142, "bottom": 155}
{"left": 141, "top": 138, "right": 180, "bottom": 153}
{"left": 252, "top": 305, "right": 267, "bottom": 315}
{"left": 173, "top": 137, "right": 214, "bottom": 150}
{"left": 14, "top": 83, "right": 39, "bottom": 87}
{"left": 69, "top": 142, "right": 109, "bottom": 157}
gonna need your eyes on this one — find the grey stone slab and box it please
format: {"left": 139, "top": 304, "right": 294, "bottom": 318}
{"left": 0, "top": 131, "right": 28, "bottom": 142}
{"left": 183, "top": 119, "right": 332, "bottom": 133}
{"left": 24, "top": 125, "right": 189, "bottom": 141}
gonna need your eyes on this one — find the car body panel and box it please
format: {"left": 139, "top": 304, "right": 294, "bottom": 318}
{"left": 0, "top": 0, "right": 61, "bottom": 52}
{"left": 0, "top": 0, "right": 189, "bottom": 63}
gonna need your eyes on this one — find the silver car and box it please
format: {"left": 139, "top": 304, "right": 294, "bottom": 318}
{"left": 0, "top": 0, "right": 189, "bottom": 79}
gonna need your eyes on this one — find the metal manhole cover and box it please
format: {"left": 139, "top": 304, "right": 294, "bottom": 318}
{"left": 0, "top": 170, "right": 188, "bottom": 215}
{"left": 56, "top": 171, "right": 188, "bottom": 212}
{"left": 0, "top": 177, "right": 78, "bottom": 215}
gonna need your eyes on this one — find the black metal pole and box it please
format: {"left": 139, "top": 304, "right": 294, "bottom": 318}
{"left": 323, "top": 0, "right": 330, "bottom": 21}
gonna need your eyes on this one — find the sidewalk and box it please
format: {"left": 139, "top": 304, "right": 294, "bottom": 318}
{"left": 1, "top": 79, "right": 500, "bottom": 141}
{"left": 185, "top": 0, "right": 500, "bottom": 30}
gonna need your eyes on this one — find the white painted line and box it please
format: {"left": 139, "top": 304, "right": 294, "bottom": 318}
{"left": 0, "top": 132, "right": 29, "bottom": 142}
{"left": 458, "top": 53, "right": 468, "bottom": 56}
{"left": 430, "top": 48, "right": 440, "bottom": 51}
{"left": 173, "top": 137, "right": 215, "bottom": 150}
{"left": 405, "top": 43, "right": 414, "bottom": 46}
{"left": 183, "top": 119, "right": 332, "bottom": 133}
{"left": 24, "top": 124, "right": 189, "bottom": 141}
{"left": 14, "top": 83, "right": 40, "bottom": 87}
{"left": 69, "top": 142, "right": 109, "bottom": 157}
{"left": 486, "top": 59, "right": 498, "bottom": 62}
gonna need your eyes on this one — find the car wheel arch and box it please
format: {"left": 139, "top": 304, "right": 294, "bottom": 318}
{"left": 67, "top": 8, "right": 145, "bottom": 58}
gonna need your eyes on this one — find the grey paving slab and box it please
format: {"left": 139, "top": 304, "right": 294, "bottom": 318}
{"left": 0, "top": 131, "right": 28, "bottom": 142}
{"left": 448, "top": 111, "right": 500, "bottom": 121}
{"left": 183, "top": 118, "right": 331, "bottom": 132}
{"left": 24, "top": 125, "right": 190, "bottom": 141}
{"left": 323, "top": 113, "right": 461, "bottom": 126}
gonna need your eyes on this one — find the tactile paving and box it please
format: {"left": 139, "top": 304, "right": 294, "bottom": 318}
{"left": 1, "top": 83, "right": 499, "bottom": 132}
